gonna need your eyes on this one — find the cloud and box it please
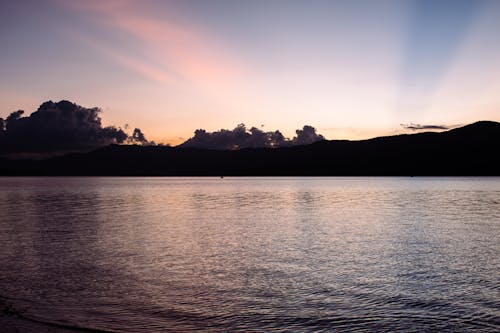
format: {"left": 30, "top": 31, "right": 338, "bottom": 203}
{"left": 401, "top": 123, "right": 449, "bottom": 131}
{"left": 0, "top": 100, "right": 135, "bottom": 155}
{"left": 128, "top": 128, "right": 155, "bottom": 146}
{"left": 293, "top": 125, "right": 325, "bottom": 145}
{"left": 179, "top": 124, "right": 324, "bottom": 150}
{"left": 62, "top": 0, "right": 246, "bottom": 89}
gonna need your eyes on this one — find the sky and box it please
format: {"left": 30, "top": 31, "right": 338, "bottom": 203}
{"left": 1, "top": 0, "right": 500, "bottom": 145}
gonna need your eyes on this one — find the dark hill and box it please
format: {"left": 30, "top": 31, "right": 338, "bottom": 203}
{"left": 1, "top": 121, "right": 499, "bottom": 176}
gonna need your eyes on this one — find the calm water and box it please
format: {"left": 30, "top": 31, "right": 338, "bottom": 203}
{"left": 0, "top": 177, "right": 499, "bottom": 332}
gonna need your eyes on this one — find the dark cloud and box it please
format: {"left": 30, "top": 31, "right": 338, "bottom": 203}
{"left": 132, "top": 128, "right": 147, "bottom": 144}
{"left": 292, "top": 125, "right": 325, "bottom": 145}
{"left": 127, "top": 128, "right": 155, "bottom": 145}
{"left": 0, "top": 100, "right": 131, "bottom": 155}
{"left": 401, "top": 123, "right": 449, "bottom": 131}
{"left": 6, "top": 110, "right": 25, "bottom": 128}
{"left": 179, "top": 124, "right": 324, "bottom": 150}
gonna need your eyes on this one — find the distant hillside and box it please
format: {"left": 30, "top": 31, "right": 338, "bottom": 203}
{"left": 1, "top": 121, "right": 499, "bottom": 176}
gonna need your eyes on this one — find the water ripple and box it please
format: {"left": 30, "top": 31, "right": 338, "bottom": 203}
{"left": 0, "top": 177, "right": 499, "bottom": 332}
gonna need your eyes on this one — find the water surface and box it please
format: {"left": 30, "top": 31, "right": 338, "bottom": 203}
{"left": 0, "top": 177, "right": 499, "bottom": 332}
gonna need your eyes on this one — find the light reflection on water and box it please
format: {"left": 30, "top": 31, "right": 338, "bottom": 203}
{"left": 0, "top": 177, "right": 499, "bottom": 332}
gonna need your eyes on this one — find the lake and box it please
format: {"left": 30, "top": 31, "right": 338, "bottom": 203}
{"left": 0, "top": 177, "right": 499, "bottom": 332}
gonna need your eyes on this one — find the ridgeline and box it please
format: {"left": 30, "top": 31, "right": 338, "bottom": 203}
{"left": 1, "top": 121, "right": 499, "bottom": 176}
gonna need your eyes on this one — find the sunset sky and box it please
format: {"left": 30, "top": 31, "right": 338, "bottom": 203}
{"left": 1, "top": 0, "right": 500, "bottom": 145}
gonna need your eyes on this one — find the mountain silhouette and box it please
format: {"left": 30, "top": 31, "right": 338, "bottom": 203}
{"left": 1, "top": 121, "right": 499, "bottom": 176}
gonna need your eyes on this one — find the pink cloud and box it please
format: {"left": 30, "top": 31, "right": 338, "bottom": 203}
{"left": 62, "top": 0, "right": 247, "bottom": 89}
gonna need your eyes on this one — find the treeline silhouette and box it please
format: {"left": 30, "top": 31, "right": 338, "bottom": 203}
{"left": 1, "top": 121, "right": 499, "bottom": 176}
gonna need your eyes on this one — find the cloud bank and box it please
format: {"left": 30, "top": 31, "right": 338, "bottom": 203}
{"left": 179, "top": 124, "right": 324, "bottom": 150}
{"left": 401, "top": 123, "right": 449, "bottom": 131}
{"left": 0, "top": 100, "right": 148, "bottom": 155}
